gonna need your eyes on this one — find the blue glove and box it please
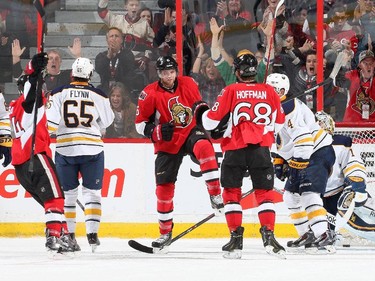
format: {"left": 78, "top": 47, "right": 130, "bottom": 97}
{"left": 0, "top": 146, "right": 11, "bottom": 167}
{"left": 344, "top": 176, "right": 366, "bottom": 193}
{"left": 288, "top": 157, "right": 309, "bottom": 183}
{"left": 273, "top": 156, "right": 288, "bottom": 181}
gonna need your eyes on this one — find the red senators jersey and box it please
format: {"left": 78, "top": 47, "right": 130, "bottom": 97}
{"left": 202, "top": 82, "right": 285, "bottom": 152}
{"left": 135, "top": 76, "right": 201, "bottom": 154}
{"left": 343, "top": 70, "right": 375, "bottom": 122}
{"left": 9, "top": 83, "right": 51, "bottom": 165}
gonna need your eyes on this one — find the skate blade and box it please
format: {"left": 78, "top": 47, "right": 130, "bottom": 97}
{"left": 90, "top": 244, "right": 99, "bottom": 253}
{"left": 265, "top": 246, "right": 287, "bottom": 259}
{"left": 153, "top": 246, "right": 170, "bottom": 254}
{"left": 305, "top": 245, "right": 336, "bottom": 255}
{"left": 47, "top": 248, "right": 75, "bottom": 259}
{"left": 223, "top": 249, "right": 242, "bottom": 259}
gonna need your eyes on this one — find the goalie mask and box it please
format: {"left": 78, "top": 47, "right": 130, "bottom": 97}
{"left": 315, "top": 111, "right": 335, "bottom": 135}
{"left": 72, "top": 57, "right": 94, "bottom": 80}
{"left": 266, "top": 73, "right": 290, "bottom": 101}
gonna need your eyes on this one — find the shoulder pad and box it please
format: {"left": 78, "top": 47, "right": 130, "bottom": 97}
{"left": 282, "top": 99, "right": 296, "bottom": 115}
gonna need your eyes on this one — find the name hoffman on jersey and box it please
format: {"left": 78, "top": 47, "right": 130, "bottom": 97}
{"left": 236, "top": 90, "right": 267, "bottom": 99}
{"left": 70, "top": 90, "right": 90, "bottom": 98}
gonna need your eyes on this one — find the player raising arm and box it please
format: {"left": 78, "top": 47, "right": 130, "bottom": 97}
{"left": 198, "top": 53, "right": 285, "bottom": 259}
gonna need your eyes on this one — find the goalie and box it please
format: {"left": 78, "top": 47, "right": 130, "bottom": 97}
{"left": 316, "top": 111, "right": 375, "bottom": 244}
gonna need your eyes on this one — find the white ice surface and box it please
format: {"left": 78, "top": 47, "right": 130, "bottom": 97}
{"left": 1, "top": 237, "right": 375, "bottom": 281}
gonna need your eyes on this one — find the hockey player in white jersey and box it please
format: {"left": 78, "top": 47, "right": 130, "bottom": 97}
{"left": 0, "top": 92, "right": 12, "bottom": 167}
{"left": 316, "top": 111, "right": 375, "bottom": 243}
{"left": 266, "top": 73, "right": 336, "bottom": 253}
{"left": 47, "top": 57, "right": 114, "bottom": 252}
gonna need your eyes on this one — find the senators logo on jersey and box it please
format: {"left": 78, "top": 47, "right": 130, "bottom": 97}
{"left": 168, "top": 97, "right": 192, "bottom": 127}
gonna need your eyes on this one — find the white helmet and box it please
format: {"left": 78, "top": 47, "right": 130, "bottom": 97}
{"left": 315, "top": 111, "right": 335, "bottom": 135}
{"left": 72, "top": 57, "right": 94, "bottom": 80}
{"left": 266, "top": 73, "right": 290, "bottom": 100}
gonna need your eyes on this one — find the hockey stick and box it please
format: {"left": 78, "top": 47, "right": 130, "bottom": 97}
{"left": 284, "top": 51, "right": 346, "bottom": 103}
{"left": 264, "top": 0, "right": 285, "bottom": 81}
{"left": 128, "top": 189, "right": 255, "bottom": 254}
{"left": 77, "top": 199, "right": 85, "bottom": 211}
{"left": 29, "top": 0, "right": 46, "bottom": 172}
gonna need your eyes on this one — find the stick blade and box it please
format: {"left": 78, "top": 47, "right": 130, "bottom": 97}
{"left": 128, "top": 240, "right": 154, "bottom": 254}
{"left": 33, "top": 0, "right": 45, "bottom": 18}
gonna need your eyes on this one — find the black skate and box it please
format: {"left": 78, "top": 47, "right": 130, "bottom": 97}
{"left": 87, "top": 233, "right": 100, "bottom": 253}
{"left": 222, "top": 226, "right": 244, "bottom": 259}
{"left": 45, "top": 230, "right": 75, "bottom": 258}
{"left": 210, "top": 194, "right": 224, "bottom": 215}
{"left": 68, "top": 233, "right": 81, "bottom": 251}
{"left": 287, "top": 230, "right": 315, "bottom": 249}
{"left": 152, "top": 232, "right": 172, "bottom": 253}
{"left": 309, "top": 230, "right": 336, "bottom": 254}
{"left": 260, "top": 226, "right": 286, "bottom": 259}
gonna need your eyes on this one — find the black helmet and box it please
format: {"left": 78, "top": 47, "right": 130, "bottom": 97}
{"left": 156, "top": 56, "right": 178, "bottom": 71}
{"left": 233, "top": 54, "right": 258, "bottom": 77}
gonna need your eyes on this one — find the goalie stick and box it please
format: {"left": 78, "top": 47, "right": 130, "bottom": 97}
{"left": 128, "top": 189, "right": 255, "bottom": 254}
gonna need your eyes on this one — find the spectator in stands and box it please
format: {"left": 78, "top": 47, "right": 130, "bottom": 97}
{"left": 44, "top": 38, "right": 81, "bottom": 93}
{"left": 97, "top": 0, "right": 155, "bottom": 77}
{"left": 95, "top": 27, "right": 140, "bottom": 101}
{"left": 190, "top": 36, "right": 226, "bottom": 107}
{"left": 139, "top": 7, "right": 154, "bottom": 31}
{"left": 153, "top": 6, "right": 197, "bottom": 75}
{"left": 215, "top": 0, "right": 259, "bottom": 57}
{"left": 335, "top": 49, "right": 375, "bottom": 122}
{"left": 0, "top": 33, "right": 24, "bottom": 92}
{"left": 106, "top": 82, "right": 143, "bottom": 138}
{"left": 287, "top": 5, "right": 315, "bottom": 50}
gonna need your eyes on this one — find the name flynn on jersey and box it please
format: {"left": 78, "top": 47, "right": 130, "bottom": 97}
{"left": 236, "top": 90, "right": 267, "bottom": 99}
{"left": 70, "top": 89, "right": 90, "bottom": 98}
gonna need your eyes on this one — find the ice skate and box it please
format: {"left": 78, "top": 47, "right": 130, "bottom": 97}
{"left": 260, "top": 226, "right": 286, "bottom": 259}
{"left": 222, "top": 226, "right": 244, "bottom": 259}
{"left": 310, "top": 230, "right": 336, "bottom": 254}
{"left": 287, "top": 230, "right": 316, "bottom": 252}
{"left": 152, "top": 232, "right": 172, "bottom": 253}
{"left": 210, "top": 194, "right": 224, "bottom": 216}
{"left": 87, "top": 233, "right": 100, "bottom": 253}
{"left": 45, "top": 230, "right": 75, "bottom": 258}
{"left": 67, "top": 233, "right": 81, "bottom": 251}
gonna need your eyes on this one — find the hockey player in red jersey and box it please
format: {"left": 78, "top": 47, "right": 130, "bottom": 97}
{"left": 135, "top": 56, "right": 223, "bottom": 251}
{"left": 9, "top": 53, "right": 75, "bottom": 255}
{"left": 196, "top": 53, "right": 286, "bottom": 259}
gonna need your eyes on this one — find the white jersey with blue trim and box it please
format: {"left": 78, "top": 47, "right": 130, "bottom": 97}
{"left": 0, "top": 93, "right": 11, "bottom": 136}
{"left": 276, "top": 98, "right": 332, "bottom": 162}
{"left": 47, "top": 82, "right": 114, "bottom": 156}
{"left": 324, "top": 134, "right": 367, "bottom": 197}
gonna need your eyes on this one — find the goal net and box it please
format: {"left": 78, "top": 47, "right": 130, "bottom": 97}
{"left": 334, "top": 122, "right": 375, "bottom": 247}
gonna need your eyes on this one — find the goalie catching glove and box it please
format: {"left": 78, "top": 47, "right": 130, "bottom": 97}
{"left": 288, "top": 157, "right": 309, "bottom": 183}
{"left": 273, "top": 154, "right": 288, "bottom": 181}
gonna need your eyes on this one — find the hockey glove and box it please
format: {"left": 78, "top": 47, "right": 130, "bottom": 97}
{"left": 31, "top": 52, "right": 48, "bottom": 74}
{"left": 273, "top": 155, "right": 289, "bottom": 181}
{"left": 0, "top": 135, "right": 12, "bottom": 167}
{"left": 192, "top": 100, "right": 209, "bottom": 126}
{"left": 288, "top": 157, "right": 309, "bottom": 183}
{"left": 344, "top": 176, "right": 368, "bottom": 207}
{"left": 151, "top": 123, "right": 175, "bottom": 142}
